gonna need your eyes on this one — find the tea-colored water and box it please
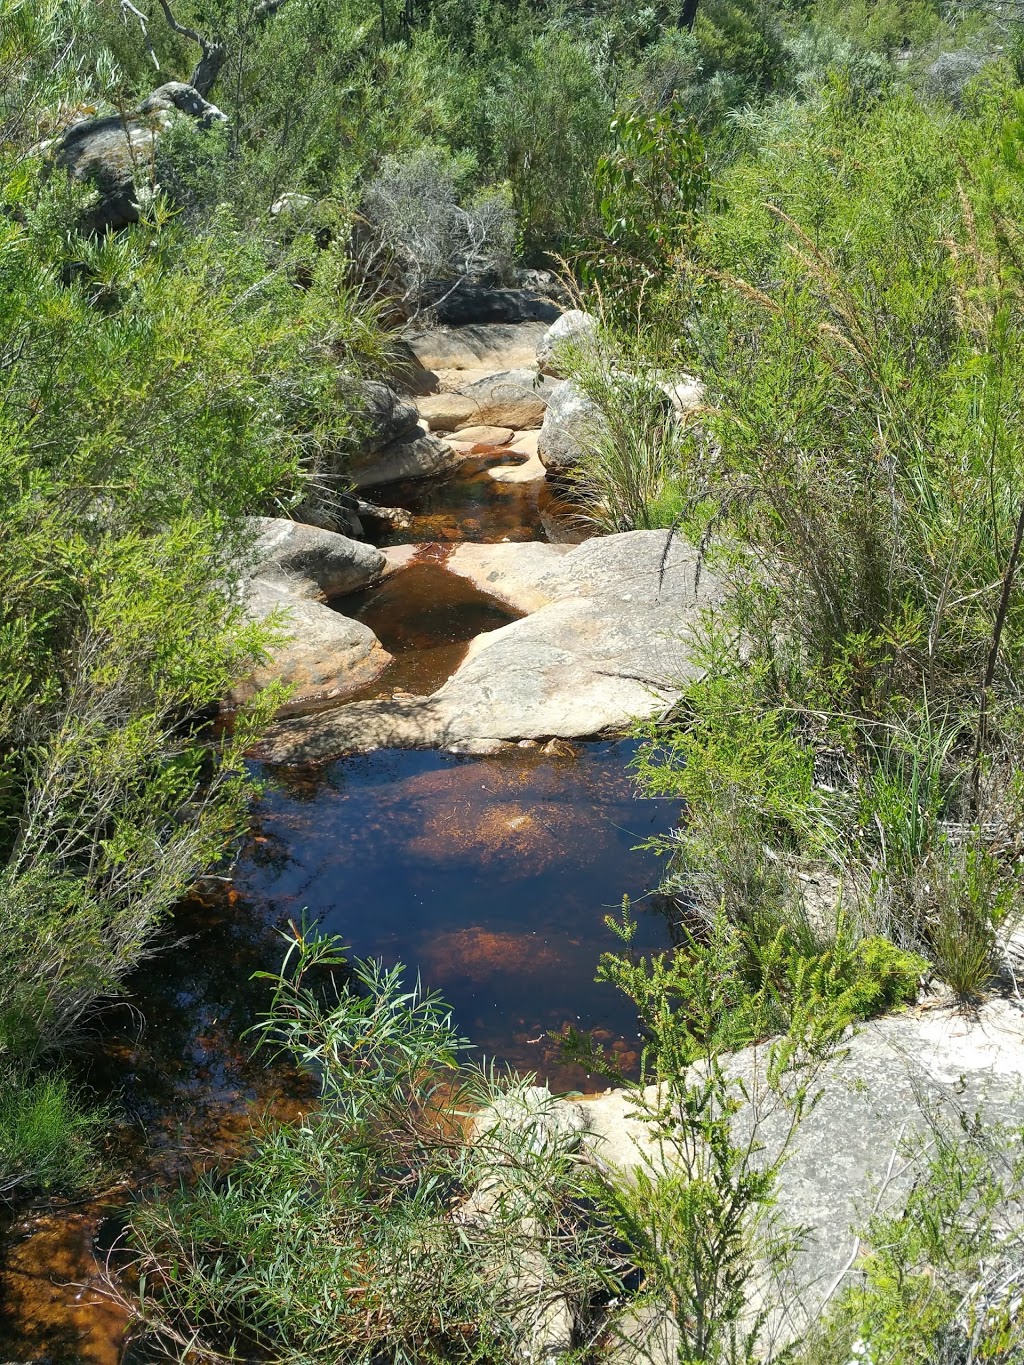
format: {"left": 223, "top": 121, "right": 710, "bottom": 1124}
{"left": 0, "top": 459, "right": 675, "bottom": 1362}
{"left": 338, "top": 555, "right": 522, "bottom": 697}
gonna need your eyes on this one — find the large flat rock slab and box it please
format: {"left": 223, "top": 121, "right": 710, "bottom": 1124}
{"left": 577, "top": 999, "right": 1024, "bottom": 1346}
{"left": 419, "top": 368, "right": 558, "bottom": 432}
{"left": 446, "top": 541, "right": 572, "bottom": 612}
{"left": 251, "top": 531, "right": 723, "bottom": 761}
{"left": 405, "top": 322, "right": 549, "bottom": 373}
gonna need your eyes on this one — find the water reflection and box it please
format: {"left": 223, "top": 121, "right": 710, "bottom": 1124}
{"left": 238, "top": 741, "right": 676, "bottom": 1089}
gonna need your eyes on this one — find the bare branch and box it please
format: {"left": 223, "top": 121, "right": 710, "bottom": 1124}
{"left": 120, "top": 0, "right": 161, "bottom": 70}
{"left": 153, "top": 0, "right": 291, "bottom": 95}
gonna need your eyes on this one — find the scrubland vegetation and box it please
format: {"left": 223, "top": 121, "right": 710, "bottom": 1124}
{"left": 4, "top": 0, "right": 1024, "bottom": 1358}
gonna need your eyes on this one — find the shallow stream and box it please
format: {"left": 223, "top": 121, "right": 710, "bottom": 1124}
{"left": 0, "top": 456, "right": 678, "bottom": 1362}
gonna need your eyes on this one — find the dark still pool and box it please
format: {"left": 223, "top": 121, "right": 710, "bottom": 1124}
{"left": 0, "top": 742, "right": 677, "bottom": 1365}
{"left": 240, "top": 740, "right": 677, "bottom": 1086}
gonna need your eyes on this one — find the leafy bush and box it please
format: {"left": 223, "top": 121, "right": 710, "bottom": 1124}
{"left": 485, "top": 28, "right": 613, "bottom": 251}
{"left": 802, "top": 1113, "right": 1024, "bottom": 1365}
{"left": 125, "top": 931, "right": 610, "bottom": 1363}
{"left": 695, "top": 0, "right": 788, "bottom": 95}
{"left": 586, "top": 98, "right": 708, "bottom": 314}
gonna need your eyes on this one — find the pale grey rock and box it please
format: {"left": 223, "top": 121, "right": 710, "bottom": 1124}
{"left": 51, "top": 82, "right": 226, "bottom": 233}
{"left": 447, "top": 542, "right": 572, "bottom": 612}
{"left": 658, "top": 373, "right": 704, "bottom": 418}
{"left": 577, "top": 999, "right": 1024, "bottom": 1348}
{"left": 602, "top": 1302, "right": 680, "bottom": 1365}
{"left": 405, "top": 322, "right": 551, "bottom": 374}
{"left": 229, "top": 580, "right": 391, "bottom": 717}
{"left": 349, "top": 431, "right": 456, "bottom": 488}
{"left": 474, "top": 1086, "right": 589, "bottom": 1158}
{"left": 251, "top": 530, "right": 723, "bottom": 760}
{"left": 419, "top": 368, "right": 558, "bottom": 432}
{"left": 269, "top": 191, "right": 313, "bottom": 217}
{"left": 538, "top": 379, "right": 608, "bottom": 472}
{"left": 460, "top": 1087, "right": 585, "bottom": 1365}
{"left": 248, "top": 517, "right": 385, "bottom": 598}
{"left": 537, "top": 309, "right": 599, "bottom": 378}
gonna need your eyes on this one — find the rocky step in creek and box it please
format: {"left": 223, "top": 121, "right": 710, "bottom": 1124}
{"left": 233, "top": 307, "right": 718, "bottom": 752}
{"left": 1, "top": 307, "right": 696, "bottom": 1364}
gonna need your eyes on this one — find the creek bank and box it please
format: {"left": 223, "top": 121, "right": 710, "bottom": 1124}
{"left": 470, "top": 998, "right": 1024, "bottom": 1362}
{"left": 251, "top": 530, "right": 724, "bottom": 762}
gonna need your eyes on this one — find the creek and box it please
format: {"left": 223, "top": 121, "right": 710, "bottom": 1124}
{"left": 0, "top": 456, "right": 678, "bottom": 1363}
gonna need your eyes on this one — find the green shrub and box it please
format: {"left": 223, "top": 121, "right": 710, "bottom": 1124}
{"left": 695, "top": 0, "right": 788, "bottom": 95}
{"left": 918, "top": 843, "right": 1020, "bottom": 1006}
{"left": 485, "top": 29, "right": 613, "bottom": 251}
{"left": 126, "top": 931, "right": 609, "bottom": 1363}
{"left": 801, "top": 1114, "right": 1024, "bottom": 1365}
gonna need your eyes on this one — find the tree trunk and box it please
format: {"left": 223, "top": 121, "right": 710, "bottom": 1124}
{"left": 189, "top": 42, "right": 227, "bottom": 97}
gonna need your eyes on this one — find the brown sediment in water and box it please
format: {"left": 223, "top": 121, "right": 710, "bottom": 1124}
{"left": 2, "top": 392, "right": 673, "bottom": 1360}
{"left": 333, "top": 555, "right": 523, "bottom": 701}
{"left": 362, "top": 462, "right": 545, "bottom": 546}
{"left": 0, "top": 1209, "right": 129, "bottom": 1365}
{"left": 416, "top": 927, "right": 565, "bottom": 984}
